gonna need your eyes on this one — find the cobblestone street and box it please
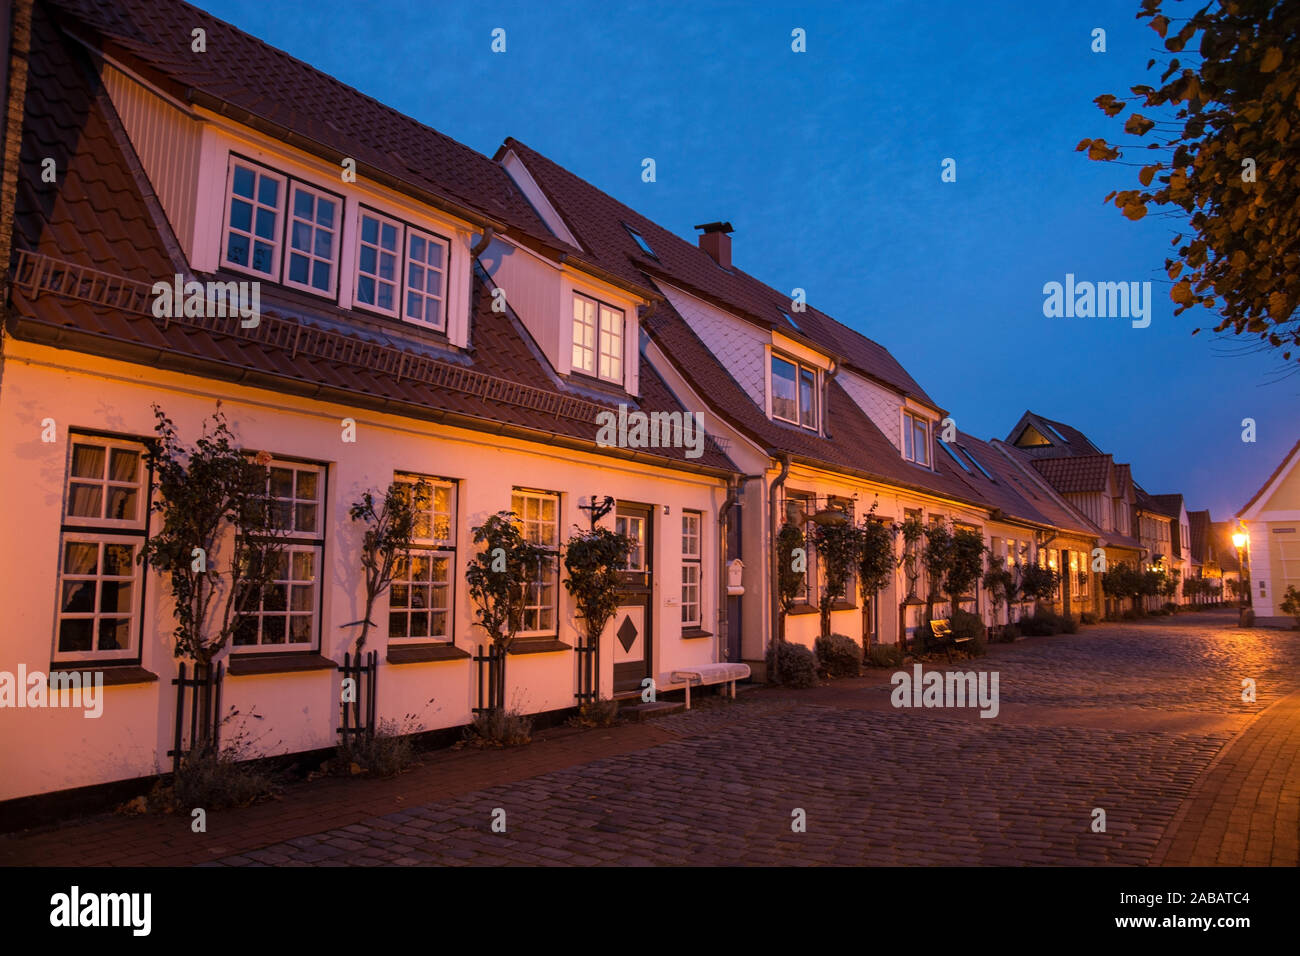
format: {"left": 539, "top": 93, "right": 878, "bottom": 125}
{"left": 194, "top": 611, "right": 1298, "bottom": 866}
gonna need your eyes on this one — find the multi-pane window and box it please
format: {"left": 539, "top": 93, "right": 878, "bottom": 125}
{"left": 1071, "top": 550, "right": 1090, "bottom": 598}
{"left": 389, "top": 476, "right": 456, "bottom": 643}
{"left": 571, "top": 293, "right": 624, "bottom": 384}
{"left": 234, "top": 460, "right": 326, "bottom": 650}
{"left": 512, "top": 489, "right": 560, "bottom": 634}
{"left": 616, "top": 513, "right": 647, "bottom": 571}
{"left": 903, "top": 411, "right": 931, "bottom": 466}
{"left": 223, "top": 159, "right": 284, "bottom": 279}
{"left": 284, "top": 183, "right": 340, "bottom": 295}
{"left": 355, "top": 210, "right": 402, "bottom": 315}
{"left": 405, "top": 229, "right": 446, "bottom": 330}
{"left": 771, "top": 354, "right": 818, "bottom": 430}
{"left": 681, "top": 511, "right": 702, "bottom": 627}
{"left": 54, "top": 435, "right": 149, "bottom": 661}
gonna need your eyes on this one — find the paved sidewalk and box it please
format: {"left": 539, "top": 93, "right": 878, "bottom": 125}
{"left": 1155, "top": 688, "right": 1300, "bottom": 866}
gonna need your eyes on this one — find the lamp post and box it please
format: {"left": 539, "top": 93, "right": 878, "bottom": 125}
{"left": 1232, "top": 531, "right": 1248, "bottom": 621}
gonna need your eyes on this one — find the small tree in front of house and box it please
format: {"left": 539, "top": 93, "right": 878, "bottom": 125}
{"left": 921, "top": 519, "right": 954, "bottom": 627}
{"left": 1280, "top": 585, "right": 1300, "bottom": 629}
{"left": 897, "top": 515, "right": 924, "bottom": 599}
{"left": 857, "top": 513, "right": 896, "bottom": 647}
{"left": 1019, "top": 561, "right": 1059, "bottom": 614}
{"left": 983, "top": 556, "right": 1016, "bottom": 629}
{"left": 945, "top": 527, "right": 987, "bottom": 614}
{"left": 562, "top": 525, "right": 634, "bottom": 701}
{"left": 346, "top": 479, "right": 428, "bottom": 653}
{"left": 775, "top": 521, "right": 808, "bottom": 644}
{"left": 812, "top": 519, "right": 862, "bottom": 640}
{"left": 140, "top": 402, "right": 283, "bottom": 755}
{"left": 465, "top": 511, "right": 550, "bottom": 720}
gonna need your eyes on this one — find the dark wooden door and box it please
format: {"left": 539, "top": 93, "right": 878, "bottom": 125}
{"left": 613, "top": 502, "right": 653, "bottom": 693}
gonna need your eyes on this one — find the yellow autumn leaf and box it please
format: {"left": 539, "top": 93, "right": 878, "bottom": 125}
{"left": 1261, "top": 47, "right": 1283, "bottom": 73}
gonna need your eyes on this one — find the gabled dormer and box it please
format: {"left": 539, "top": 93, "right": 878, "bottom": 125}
{"left": 100, "top": 62, "right": 497, "bottom": 350}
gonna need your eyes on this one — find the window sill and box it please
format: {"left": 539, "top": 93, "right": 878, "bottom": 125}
{"left": 49, "top": 665, "right": 157, "bottom": 687}
{"left": 680, "top": 627, "right": 713, "bottom": 640}
{"left": 227, "top": 653, "right": 335, "bottom": 676}
{"left": 387, "top": 643, "right": 470, "bottom": 665}
{"left": 830, "top": 601, "right": 858, "bottom": 611}
{"left": 786, "top": 605, "right": 820, "bottom": 616}
{"left": 507, "top": 639, "right": 572, "bottom": 656}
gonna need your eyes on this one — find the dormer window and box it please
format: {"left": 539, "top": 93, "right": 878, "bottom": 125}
{"left": 572, "top": 292, "right": 623, "bottom": 384}
{"left": 902, "top": 410, "right": 931, "bottom": 466}
{"left": 284, "top": 182, "right": 341, "bottom": 296}
{"left": 771, "top": 353, "right": 818, "bottom": 430}
{"left": 353, "top": 209, "right": 449, "bottom": 331}
{"left": 223, "top": 159, "right": 285, "bottom": 279}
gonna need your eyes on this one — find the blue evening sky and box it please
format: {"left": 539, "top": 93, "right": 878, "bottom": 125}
{"left": 196, "top": 0, "right": 1299, "bottom": 519}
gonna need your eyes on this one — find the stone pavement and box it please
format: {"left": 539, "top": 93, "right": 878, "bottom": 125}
{"left": 4, "top": 609, "right": 1298, "bottom": 866}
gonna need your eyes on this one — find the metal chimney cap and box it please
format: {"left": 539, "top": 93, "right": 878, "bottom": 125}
{"left": 693, "top": 221, "right": 734, "bottom": 234}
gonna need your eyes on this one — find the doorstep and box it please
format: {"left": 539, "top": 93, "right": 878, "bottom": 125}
{"left": 617, "top": 701, "right": 685, "bottom": 722}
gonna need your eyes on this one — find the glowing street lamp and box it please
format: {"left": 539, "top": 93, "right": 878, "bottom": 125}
{"left": 1231, "top": 530, "right": 1248, "bottom": 610}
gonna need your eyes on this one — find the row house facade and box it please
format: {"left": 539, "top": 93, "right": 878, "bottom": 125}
{"left": 0, "top": 0, "right": 1184, "bottom": 805}
{"left": 1239, "top": 440, "right": 1300, "bottom": 626}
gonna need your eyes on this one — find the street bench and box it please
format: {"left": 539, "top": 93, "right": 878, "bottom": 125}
{"left": 927, "top": 618, "right": 972, "bottom": 661}
{"left": 670, "top": 663, "right": 751, "bottom": 709}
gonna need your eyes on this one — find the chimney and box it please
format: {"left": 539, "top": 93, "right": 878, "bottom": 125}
{"left": 694, "top": 221, "right": 733, "bottom": 269}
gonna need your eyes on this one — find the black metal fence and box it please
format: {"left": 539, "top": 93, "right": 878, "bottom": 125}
{"left": 338, "top": 650, "right": 378, "bottom": 744}
{"left": 168, "top": 661, "right": 224, "bottom": 775}
{"left": 473, "top": 643, "right": 504, "bottom": 715}
{"left": 574, "top": 635, "right": 597, "bottom": 706}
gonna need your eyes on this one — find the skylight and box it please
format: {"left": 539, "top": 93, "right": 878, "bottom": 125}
{"left": 937, "top": 438, "right": 970, "bottom": 472}
{"left": 957, "top": 445, "right": 996, "bottom": 482}
{"left": 781, "top": 309, "right": 801, "bottom": 332}
{"left": 623, "top": 223, "right": 656, "bottom": 259}
{"left": 1041, "top": 421, "right": 1070, "bottom": 444}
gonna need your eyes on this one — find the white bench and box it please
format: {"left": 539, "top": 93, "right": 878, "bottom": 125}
{"left": 670, "top": 663, "right": 751, "bottom": 709}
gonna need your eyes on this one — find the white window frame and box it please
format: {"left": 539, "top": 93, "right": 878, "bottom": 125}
{"left": 353, "top": 207, "right": 403, "bottom": 318}
{"left": 512, "top": 489, "right": 560, "bottom": 637}
{"left": 571, "top": 292, "right": 625, "bottom": 385}
{"left": 681, "top": 511, "right": 703, "bottom": 628}
{"left": 388, "top": 475, "right": 457, "bottom": 644}
{"left": 770, "top": 353, "right": 819, "bottom": 430}
{"left": 282, "top": 180, "right": 342, "bottom": 298}
{"left": 233, "top": 459, "right": 326, "bottom": 653}
{"left": 403, "top": 227, "right": 449, "bottom": 332}
{"left": 903, "top": 410, "right": 932, "bottom": 467}
{"left": 221, "top": 157, "right": 285, "bottom": 281}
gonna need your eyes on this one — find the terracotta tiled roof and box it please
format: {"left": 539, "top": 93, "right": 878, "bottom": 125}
{"left": 500, "top": 137, "right": 938, "bottom": 408}
{"left": 8, "top": 3, "right": 735, "bottom": 475}
{"left": 45, "top": 0, "right": 571, "bottom": 255}
{"left": 1148, "top": 493, "right": 1184, "bottom": 519}
{"left": 1029, "top": 454, "right": 1113, "bottom": 494}
{"left": 1007, "top": 410, "right": 1104, "bottom": 459}
{"left": 1187, "top": 510, "right": 1211, "bottom": 563}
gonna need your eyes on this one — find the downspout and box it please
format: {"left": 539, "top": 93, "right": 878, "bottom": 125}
{"left": 471, "top": 227, "right": 496, "bottom": 258}
{"left": 768, "top": 453, "right": 791, "bottom": 682}
{"left": 821, "top": 360, "right": 839, "bottom": 439}
{"left": 718, "top": 473, "right": 762, "bottom": 665}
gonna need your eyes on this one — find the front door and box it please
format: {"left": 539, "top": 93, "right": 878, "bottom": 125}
{"left": 613, "top": 502, "right": 653, "bottom": 694}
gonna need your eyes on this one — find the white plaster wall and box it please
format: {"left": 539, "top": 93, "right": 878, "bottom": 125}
{"left": 0, "top": 341, "right": 726, "bottom": 801}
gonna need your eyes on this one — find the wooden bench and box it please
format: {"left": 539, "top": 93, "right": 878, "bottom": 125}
{"left": 927, "top": 618, "right": 973, "bottom": 661}
{"left": 670, "top": 663, "right": 751, "bottom": 709}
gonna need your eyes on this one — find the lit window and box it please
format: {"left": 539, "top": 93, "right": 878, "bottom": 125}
{"left": 284, "top": 183, "right": 340, "bottom": 296}
{"left": 355, "top": 210, "right": 402, "bottom": 316}
{"left": 903, "top": 411, "right": 931, "bottom": 466}
{"left": 681, "top": 511, "right": 702, "bottom": 627}
{"left": 223, "top": 159, "right": 284, "bottom": 279}
{"left": 54, "top": 435, "right": 149, "bottom": 661}
{"left": 389, "top": 476, "right": 456, "bottom": 643}
{"left": 234, "top": 459, "right": 326, "bottom": 650}
{"left": 771, "top": 354, "right": 818, "bottom": 430}
{"left": 511, "top": 489, "right": 560, "bottom": 634}
{"left": 571, "top": 293, "right": 624, "bottom": 384}
{"left": 616, "top": 513, "right": 647, "bottom": 571}
{"left": 404, "top": 229, "right": 447, "bottom": 331}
